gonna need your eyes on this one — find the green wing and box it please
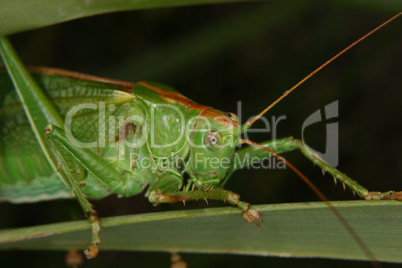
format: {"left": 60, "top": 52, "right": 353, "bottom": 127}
{"left": 0, "top": 68, "right": 136, "bottom": 202}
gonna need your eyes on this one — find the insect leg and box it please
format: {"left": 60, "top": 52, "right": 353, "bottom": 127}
{"left": 147, "top": 169, "right": 183, "bottom": 195}
{"left": 45, "top": 127, "right": 102, "bottom": 258}
{"left": 45, "top": 124, "right": 146, "bottom": 197}
{"left": 290, "top": 139, "right": 402, "bottom": 200}
{"left": 149, "top": 188, "right": 262, "bottom": 226}
{"left": 233, "top": 137, "right": 402, "bottom": 200}
{"left": 45, "top": 123, "right": 151, "bottom": 258}
{"left": 46, "top": 122, "right": 155, "bottom": 257}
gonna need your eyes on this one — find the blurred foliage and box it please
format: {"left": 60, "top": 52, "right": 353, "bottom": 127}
{"left": 0, "top": 1, "right": 401, "bottom": 267}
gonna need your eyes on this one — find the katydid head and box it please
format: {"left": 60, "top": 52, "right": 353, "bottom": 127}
{"left": 188, "top": 108, "right": 240, "bottom": 186}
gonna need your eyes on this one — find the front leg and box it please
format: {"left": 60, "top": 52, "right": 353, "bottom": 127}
{"left": 147, "top": 170, "right": 262, "bottom": 226}
{"left": 233, "top": 137, "right": 402, "bottom": 201}
{"left": 149, "top": 188, "right": 262, "bottom": 226}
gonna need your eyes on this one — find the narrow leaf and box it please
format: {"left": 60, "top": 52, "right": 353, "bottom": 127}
{"left": 0, "top": 0, "right": 256, "bottom": 36}
{"left": 1, "top": 200, "right": 401, "bottom": 262}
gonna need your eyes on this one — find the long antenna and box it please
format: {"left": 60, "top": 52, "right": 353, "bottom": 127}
{"left": 241, "top": 139, "right": 381, "bottom": 267}
{"left": 239, "top": 13, "right": 402, "bottom": 267}
{"left": 244, "top": 12, "right": 401, "bottom": 131}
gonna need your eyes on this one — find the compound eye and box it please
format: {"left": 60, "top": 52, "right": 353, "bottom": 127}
{"left": 227, "top": 112, "right": 239, "bottom": 123}
{"left": 204, "top": 131, "right": 222, "bottom": 151}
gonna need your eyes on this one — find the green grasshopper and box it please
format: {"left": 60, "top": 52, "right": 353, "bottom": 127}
{"left": 0, "top": 12, "right": 401, "bottom": 263}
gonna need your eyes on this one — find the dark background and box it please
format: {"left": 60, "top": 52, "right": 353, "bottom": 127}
{"left": 1, "top": 1, "right": 401, "bottom": 267}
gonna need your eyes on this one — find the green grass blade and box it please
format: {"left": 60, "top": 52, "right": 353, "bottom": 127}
{"left": 1, "top": 200, "right": 401, "bottom": 262}
{"left": 0, "top": 37, "right": 64, "bottom": 180}
{"left": 0, "top": 0, "right": 256, "bottom": 36}
{"left": 2, "top": 0, "right": 402, "bottom": 36}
